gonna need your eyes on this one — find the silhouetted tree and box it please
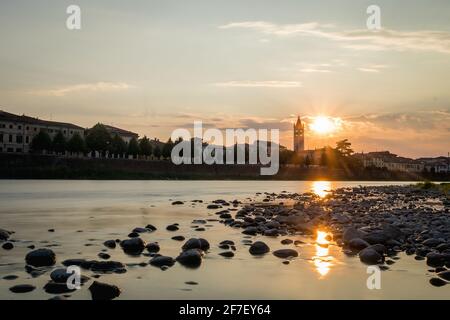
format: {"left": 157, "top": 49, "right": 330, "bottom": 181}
{"left": 139, "top": 136, "right": 152, "bottom": 157}
{"left": 52, "top": 131, "right": 67, "bottom": 154}
{"left": 153, "top": 145, "right": 161, "bottom": 159}
{"left": 162, "top": 138, "right": 174, "bottom": 159}
{"left": 336, "top": 139, "right": 354, "bottom": 157}
{"left": 31, "top": 130, "right": 52, "bottom": 153}
{"left": 85, "top": 123, "right": 111, "bottom": 156}
{"left": 110, "top": 134, "right": 127, "bottom": 157}
{"left": 127, "top": 137, "right": 139, "bottom": 158}
{"left": 67, "top": 133, "right": 86, "bottom": 154}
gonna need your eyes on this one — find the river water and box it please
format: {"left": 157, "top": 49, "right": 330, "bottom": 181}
{"left": 0, "top": 180, "right": 448, "bottom": 299}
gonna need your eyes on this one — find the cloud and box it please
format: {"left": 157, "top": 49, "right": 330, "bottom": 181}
{"left": 219, "top": 21, "right": 450, "bottom": 54}
{"left": 298, "top": 62, "right": 332, "bottom": 73}
{"left": 28, "top": 82, "right": 133, "bottom": 97}
{"left": 213, "top": 81, "right": 302, "bottom": 88}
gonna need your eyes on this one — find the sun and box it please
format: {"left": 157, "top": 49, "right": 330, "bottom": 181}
{"left": 310, "top": 116, "right": 339, "bottom": 135}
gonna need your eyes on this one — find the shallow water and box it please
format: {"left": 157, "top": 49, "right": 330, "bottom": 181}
{"left": 0, "top": 180, "right": 448, "bottom": 299}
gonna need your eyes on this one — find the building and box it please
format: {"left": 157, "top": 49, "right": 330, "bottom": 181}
{"left": 293, "top": 116, "right": 305, "bottom": 154}
{"left": 104, "top": 125, "right": 138, "bottom": 144}
{"left": 0, "top": 110, "right": 84, "bottom": 153}
{"left": 417, "top": 156, "right": 449, "bottom": 174}
{"left": 359, "top": 151, "right": 424, "bottom": 173}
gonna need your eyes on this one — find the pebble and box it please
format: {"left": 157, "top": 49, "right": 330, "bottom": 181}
{"left": 9, "top": 284, "right": 36, "bottom": 293}
{"left": 25, "top": 248, "right": 56, "bottom": 267}
{"left": 273, "top": 249, "right": 298, "bottom": 259}
{"left": 249, "top": 241, "right": 270, "bottom": 255}
{"left": 89, "top": 281, "right": 121, "bottom": 300}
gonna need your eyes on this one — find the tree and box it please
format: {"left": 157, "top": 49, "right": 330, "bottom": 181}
{"left": 67, "top": 133, "right": 86, "bottom": 154}
{"left": 85, "top": 123, "right": 111, "bottom": 156}
{"left": 320, "top": 149, "right": 328, "bottom": 166}
{"left": 336, "top": 139, "right": 354, "bottom": 157}
{"left": 30, "top": 130, "right": 52, "bottom": 153}
{"left": 162, "top": 138, "right": 174, "bottom": 159}
{"left": 305, "top": 154, "right": 312, "bottom": 166}
{"left": 127, "top": 137, "right": 139, "bottom": 158}
{"left": 139, "top": 136, "right": 152, "bottom": 157}
{"left": 110, "top": 134, "right": 127, "bottom": 157}
{"left": 52, "top": 131, "right": 67, "bottom": 154}
{"left": 153, "top": 145, "right": 161, "bottom": 159}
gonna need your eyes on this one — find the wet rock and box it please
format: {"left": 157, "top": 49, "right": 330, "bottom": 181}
{"left": 273, "top": 249, "right": 298, "bottom": 259}
{"left": 220, "top": 240, "right": 235, "bottom": 246}
{"left": 89, "top": 281, "right": 121, "bottom": 300}
{"left": 219, "top": 244, "right": 229, "bottom": 250}
{"left": 145, "top": 224, "right": 157, "bottom": 231}
{"left": 9, "top": 284, "right": 36, "bottom": 293}
{"left": 149, "top": 255, "right": 175, "bottom": 268}
{"left": 44, "top": 281, "right": 76, "bottom": 294}
{"left": 367, "top": 244, "right": 387, "bottom": 255}
{"left": 172, "top": 236, "right": 185, "bottom": 241}
{"left": 281, "top": 239, "right": 293, "bottom": 245}
{"left": 2, "top": 242, "right": 13, "bottom": 250}
{"left": 348, "top": 238, "right": 370, "bottom": 251}
{"left": 172, "top": 201, "right": 184, "bottom": 205}
{"left": 128, "top": 232, "right": 139, "bottom": 238}
{"left": 423, "top": 238, "right": 443, "bottom": 247}
{"left": 103, "top": 240, "right": 116, "bottom": 249}
{"left": 176, "top": 249, "right": 204, "bottom": 268}
{"left": 3, "top": 275, "right": 18, "bottom": 280}
{"left": 182, "top": 238, "right": 210, "bottom": 252}
{"left": 219, "top": 251, "right": 234, "bottom": 258}
{"left": 166, "top": 224, "right": 179, "bottom": 231}
{"left": 429, "top": 277, "right": 447, "bottom": 287}
{"left": 0, "top": 228, "right": 11, "bottom": 241}
{"left": 207, "top": 204, "right": 221, "bottom": 209}
{"left": 219, "top": 213, "right": 232, "bottom": 219}
{"left": 342, "top": 227, "right": 366, "bottom": 244}
{"left": 426, "top": 252, "right": 446, "bottom": 267}
{"left": 89, "top": 261, "right": 126, "bottom": 273}
{"left": 25, "top": 249, "right": 56, "bottom": 267}
{"left": 249, "top": 241, "right": 270, "bottom": 255}
{"left": 359, "top": 248, "right": 383, "bottom": 265}
{"left": 120, "top": 237, "right": 146, "bottom": 255}
{"left": 146, "top": 242, "right": 160, "bottom": 253}
{"left": 264, "top": 229, "right": 279, "bottom": 237}
{"left": 242, "top": 227, "right": 258, "bottom": 236}
{"left": 98, "top": 252, "right": 110, "bottom": 260}
{"left": 132, "top": 227, "right": 148, "bottom": 234}
{"left": 62, "top": 259, "right": 89, "bottom": 267}
{"left": 437, "top": 270, "right": 450, "bottom": 281}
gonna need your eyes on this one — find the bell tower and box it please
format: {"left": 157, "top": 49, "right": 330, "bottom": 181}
{"left": 293, "top": 116, "right": 305, "bottom": 154}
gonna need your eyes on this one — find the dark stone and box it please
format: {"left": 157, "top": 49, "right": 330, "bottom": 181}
{"left": 146, "top": 242, "right": 160, "bottom": 253}
{"left": 426, "top": 252, "right": 446, "bottom": 267}
{"left": 89, "top": 281, "right": 121, "bottom": 300}
{"left": 220, "top": 240, "right": 235, "bottom": 246}
{"left": 2, "top": 242, "right": 13, "bottom": 250}
{"left": 182, "top": 238, "right": 210, "bottom": 252}
{"left": 103, "top": 240, "right": 116, "bottom": 249}
{"left": 359, "top": 248, "right": 383, "bottom": 265}
{"left": 176, "top": 249, "right": 204, "bottom": 268}
{"left": 172, "top": 236, "right": 185, "bottom": 241}
{"left": 273, "top": 249, "right": 298, "bottom": 259}
{"left": 219, "top": 251, "right": 234, "bottom": 258}
{"left": 62, "top": 259, "right": 89, "bottom": 267}
{"left": 0, "top": 228, "right": 11, "bottom": 241}
{"left": 348, "top": 238, "right": 370, "bottom": 251}
{"left": 172, "top": 201, "right": 184, "bottom": 205}
{"left": 219, "top": 213, "right": 232, "bottom": 219}
{"left": 120, "top": 237, "right": 146, "bottom": 255}
{"left": 242, "top": 227, "right": 258, "bottom": 236}
{"left": 89, "top": 261, "right": 126, "bottom": 273}
{"left": 145, "top": 224, "right": 157, "bottom": 231}
{"left": 342, "top": 227, "right": 366, "bottom": 244}
{"left": 207, "top": 204, "right": 221, "bottom": 209}
{"left": 25, "top": 249, "right": 56, "bottom": 267}
{"left": 44, "top": 281, "right": 77, "bottom": 294}
{"left": 264, "top": 229, "right": 279, "bottom": 237}
{"left": 128, "top": 232, "right": 139, "bottom": 238}
{"left": 149, "top": 256, "right": 175, "bottom": 268}
{"left": 429, "top": 277, "right": 447, "bottom": 287}
{"left": 3, "top": 275, "right": 18, "bottom": 280}
{"left": 437, "top": 270, "right": 450, "bottom": 281}
{"left": 249, "top": 241, "right": 270, "bottom": 255}
{"left": 423, "top": 238, "right": 443, "bottom": 247}
{"left": 9, "top": 284, "right": 36, "bottom": 293}
{"left": 98, "top": 252, "right": 110, "bottom": 260}
{"left": 166, "top": 224, "right": 179, "bottom": 231}
{"left": 48, "top": 229, "right": 55, "bottom": 232}
{"left": 281, "top": 239, "right": 293, "bottom": 245}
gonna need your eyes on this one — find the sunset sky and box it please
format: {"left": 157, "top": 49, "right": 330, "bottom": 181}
{"left": 0, "top": 0, "right": 449, "bottom": 157}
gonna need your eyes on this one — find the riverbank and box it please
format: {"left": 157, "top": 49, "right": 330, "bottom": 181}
{"left": 0, "top": 181, "right": 449, "bottom": 299}
{"left": 1, "top": 154, "right": 447, "bottom": 181}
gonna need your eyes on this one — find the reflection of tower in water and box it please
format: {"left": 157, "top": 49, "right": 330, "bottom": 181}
{"left": 313, "top": 231, "right": 333, "bottom": 277}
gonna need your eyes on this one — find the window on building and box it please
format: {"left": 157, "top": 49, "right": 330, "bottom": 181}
{"left": 7, "top": 148, "right": 13, "bottom": 152}
{"left": 18, "top": 125, "right": 22, "bottom": 130}
{"left": 26, "top": 136, "right": 29, "bottom": 144}
{"left": 9, "top": 124, "right": 13, "bottom": 129}
{"left": 16, "top": 148, "right": 22, "bottom": 153}
{"left": 63, "top": 130, "right": 66, "bottom": 134}
{"left": 16, "top": 135, "right": 23, "bottom": 143}
{"left": 26, "top": 126, "right": 29, "bottom": 130}
{"left": 49, "top": 129, "right": 53, "bottom": 133}
{"left": 8, "top": 135, "right": 12, "bottom": 143}
{"left": 34, "top": 127, "right": 37, "bottom": 132}
{"left": 0, "top": 133, "right": 3, "bottom": 142}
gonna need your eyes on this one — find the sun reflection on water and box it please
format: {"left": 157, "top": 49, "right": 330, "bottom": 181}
{"left": 311, "top": 181, "right": 331, "bottom": 198}
{"left": 313, "top": 230, "right": 334, "bottom": 277}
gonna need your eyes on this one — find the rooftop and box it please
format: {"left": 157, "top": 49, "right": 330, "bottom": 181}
{"left": 0, "top": 110, "right": 84, "bottom": 130}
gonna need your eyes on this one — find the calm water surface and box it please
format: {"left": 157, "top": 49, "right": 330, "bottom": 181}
{"left": 0, "top": 180, "right": 447, "bottom": 299}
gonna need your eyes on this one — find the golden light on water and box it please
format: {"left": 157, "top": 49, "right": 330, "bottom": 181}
{"left": 311, "top": 181, "right": 331, "bottom": 198}
{"left": 313, "top": 230, "right": 334, "bottom": 277}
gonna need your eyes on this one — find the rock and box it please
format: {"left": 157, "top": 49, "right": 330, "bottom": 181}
{"left": 128, "top": 232, "right": 139, "bottom": 238}
{"left": 25, "top": 249, "right": 56, "bottom": 267}
{"left": 426, "top": 252, "right": 446, "bottom": 267}
{"left": 348, "top": 238, "right": 370, "bottom": 251}
{"left": 219, "top": 213, "right": 232, "bottom": 219}
{"left": 98, "top": 252, "right": 110, "bottom": 260}
{"left": 48, "top": 229, "right": 55, "bottom": 232}
{"left": 62, "top": 259, "right": 89, "bottom": 267}
{"left": 103, "top": 240, "right": 116, "bottom": 249}
{"left": 249, "top": 241, "right": 270, "bottom": 255}
{"left": 172, "top": 236, "right": 185, "bottom": 241}
{"left": 182, "top": 238, "right": 210, "bottom": 252}
{"left": 44, "top": 281, "right": 77, "bottom": 294}
{"left": 343, "top": 227, "right": 366, "bottom": 244}
{"left": 273, "top": 249, "right": 298, "bottom": 259}
{"left": 207, "top": 204, "right": 221, "bottom": 209}
{"left": 172, "top": 201, "right": 184, "bottom": 205}
{"left": 146, "top": 242, "right": 160, "bottom": 253}
{"left": 132, "top": 227, "right": 148, "bottom": 234}
{"left": 2, "top": 242, "right": 13, "bottom": 250}
{"left": 219, "top": 244, "right": 229, "bottom": 249}
{"left": 120, "top": 237, "right": 146, "bottom": 255}
{"left": 145, "top": 224, "right": 157, "bottom": 231}
{"left": 89, "top": 261, "right": 126, "bottom": 273}
{"left": 176, "top": 249, "right": 204, "bottom": 268}
{"left": 423, "top": 238, "right": 443, "bottom": 247}
{"left": 149, "top": 255, "right": 175, "bottom": 268}
{"left": 437, "top": 270, "right": 450, "bottom": 281}
{"left": 281, "top": 239, "right": 293, "bottom": 245}
{"left": 359, "top": 248, "right": 383, "bottom": 265}
{"left": 89, "top": 281, "right": 121, "bottom": 300}
{"left": 220, "top": 240, "right": 235, "bottom": 246}
{"left": 3, "top": 275, "right": 18, "bottom": 280}
{"left": 9, "top": 284, "right": 36, "bottom": 293}
{"left": 242, "top": 227, "right": 258, "bottom": 235}
{"left": 0, "top": 228, "right": 11, "bottom": 240}
{"left": 264, "top": 229, "right": 279, "bottom": 237}
{"left": 166, "top": 224, "right": 179, "bottom": 231}
{"left": 429, "top": 277, "right": 447, "bottom": 287}
{"left": 219, "top": 251, "right": 234, "bottom": 258}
